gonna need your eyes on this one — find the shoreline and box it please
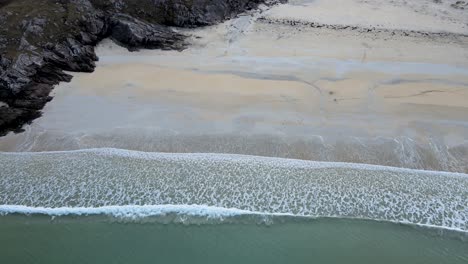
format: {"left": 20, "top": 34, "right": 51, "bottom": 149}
{"left": 1, "top": 147, "right": 467, "bottom": 231}
{"left": 2, "top": 147, "right": 468, "bottom": 176}
{"left": 1, "top": 0, "right": 467, "bottom": 172}
{"left": 1, "top": 204, "right": 468, "bottom": 235}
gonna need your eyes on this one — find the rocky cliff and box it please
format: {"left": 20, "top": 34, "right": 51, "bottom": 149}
{"left": 0, "top": 0, "right": 269, "bottom": 135}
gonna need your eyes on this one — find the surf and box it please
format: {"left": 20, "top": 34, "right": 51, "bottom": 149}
{"left": 1, "top": 148, "right": 467, "bottom": 231}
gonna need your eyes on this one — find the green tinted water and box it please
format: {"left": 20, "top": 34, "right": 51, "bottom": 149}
{"left": 0, "top": 215, "right": 467, "bottom": 264}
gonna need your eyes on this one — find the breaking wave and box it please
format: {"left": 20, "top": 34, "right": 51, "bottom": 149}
{"left": 0, "top": 148, "right": 467, "bottom": 231}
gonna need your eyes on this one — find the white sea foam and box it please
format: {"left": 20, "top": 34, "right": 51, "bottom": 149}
{"left": 3, "top": 147, "right": 467, "bottom": 177}
{"left": 0, "top": 204, "right": 466, "bottom": 233}
{"left": 0, "top": 148, "right": 467, "bottom": 231}
{"left": 0, "top": 204, "right": 251, "bottom": 218}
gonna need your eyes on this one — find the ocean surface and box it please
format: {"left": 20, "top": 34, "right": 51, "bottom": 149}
{"left": 1, "top": 215, "right": 468, "bottom": 264}
{"left": 1, "top": 0, "right": 467, "bottom": 262}
{"left": 1, "top": 148, "right": 467, "bottom": 263}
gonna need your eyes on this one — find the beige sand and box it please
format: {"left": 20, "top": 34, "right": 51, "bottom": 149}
{"left": 0, "top": 0, "right": 467, "bottom": 172}
{"left": 266, "top": 0, "right": 468, "bottom": 34}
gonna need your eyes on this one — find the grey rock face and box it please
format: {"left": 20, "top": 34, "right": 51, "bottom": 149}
{"left": 110, "top": 14, "right": 186, "bottom": 51}
{"left": 21, "top": 17, "right": 47, "bottom": 36}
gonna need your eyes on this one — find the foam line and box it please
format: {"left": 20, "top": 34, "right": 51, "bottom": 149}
{"left": 2, "top": 147, "right": 467, "bottom": 177}
{"left": 1, "top": 148, "right": 467, "bottom": 231}
{"left": 0, "top": 204, "right": 251, "bottom": 218}
{"left": 0, "top": 204, "right": 466, "bottom": 233}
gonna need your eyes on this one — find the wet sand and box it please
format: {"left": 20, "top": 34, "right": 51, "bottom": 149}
{"left": 267, "top": 0, "right": 468, "bottom": 34}
{"left": 0, "top": 0, "right": 467, "bottom": 172}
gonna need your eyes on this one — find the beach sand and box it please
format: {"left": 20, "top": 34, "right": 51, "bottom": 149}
{"left": 1, "top": 0, "right": 467, "bottom": 172}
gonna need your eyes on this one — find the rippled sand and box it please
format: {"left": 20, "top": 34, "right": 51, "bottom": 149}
{"left": 0, "top": 0, "right": 467, "bottom": 172}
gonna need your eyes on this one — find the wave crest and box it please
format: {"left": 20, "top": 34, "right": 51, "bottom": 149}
{"left": 1, "top": 148, "right": 467, "bottom": 231}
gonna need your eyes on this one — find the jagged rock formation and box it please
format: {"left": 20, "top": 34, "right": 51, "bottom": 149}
{"left": 0, "top": 0, "right": 268, "bottom": 135}
{"left": 109, "top": 14, "right": 186, "bottom": 51}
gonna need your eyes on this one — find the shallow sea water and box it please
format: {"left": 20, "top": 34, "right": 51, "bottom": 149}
{"left": 0, "top": 215, "right": 467, "bottom": 264}
{"left": 0, "top": 148, "right": 467, "bottom": 263}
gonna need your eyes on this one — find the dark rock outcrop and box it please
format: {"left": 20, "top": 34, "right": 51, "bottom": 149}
{"left": 0, "top": 0, "right": 270, "bottom": 136}
{"left": 109, "top": 14, "right": 186, "bottom": 51}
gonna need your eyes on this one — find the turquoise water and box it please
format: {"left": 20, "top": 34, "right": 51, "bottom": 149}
{"left": 0, "top": 215, "right": 467, "bottom": 264}
{"left": 1, "top": 148, "right": 467, "bottom": 263}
